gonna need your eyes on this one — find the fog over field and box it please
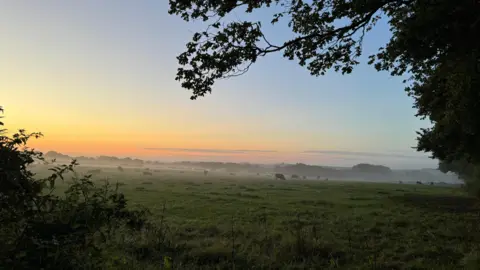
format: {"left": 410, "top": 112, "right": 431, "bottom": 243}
{"left": 42, "top": 150, "right": 460, "bottom": 185}
{"left": 140, "top": 148, "right": 438, "bottom": 170}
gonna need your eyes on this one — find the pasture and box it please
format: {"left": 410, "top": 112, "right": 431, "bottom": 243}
{"left": 33, "top": 164, "right": 480, "bottom": 269}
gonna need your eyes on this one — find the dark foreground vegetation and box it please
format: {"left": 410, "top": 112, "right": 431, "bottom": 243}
{"left": 2, "top": 121, "right": 480, "bottom": 269}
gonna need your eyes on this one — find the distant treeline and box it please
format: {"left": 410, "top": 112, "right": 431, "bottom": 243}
{"left": 274, "top": 163, "right": 391, "bottom": 177}
{"left": 352, "top": 163, "right": 391, "bottom": 174}
{"left": 41, "top": 151, "right": 455, "bottom": 183}
{"left": 173, "top": 161, "right": 264, "bottom": 172}
{"left": 274, "top": 163, "right": 444, "bottom": 182}
{"left": 44, "top": 151, "right": 147, "bottom": 167}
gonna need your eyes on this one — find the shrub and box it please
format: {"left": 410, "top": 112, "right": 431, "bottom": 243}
{"left": 0, "top": 109, "right": 149, "bottom": 269}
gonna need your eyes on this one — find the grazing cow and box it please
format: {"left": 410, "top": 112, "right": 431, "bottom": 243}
{"left": 275, "top": 173, "right": 286, "bottom": 180}
{"left": 143, "top": 171, "right": 152, "bottom": 176}
{"left": 398, "top": 180, "right": 403, "bottom": 184}
{"left": 416, "top": 181, "right": 422, "bottom": 185}
{"left": 430, "top": 182, "right": 434, "bottom": 185}
{"left": 291, "top": 174, "right": 299, "bottom": 179}
{"left": 204, "top": 170, "right": 208, "bottom": 176}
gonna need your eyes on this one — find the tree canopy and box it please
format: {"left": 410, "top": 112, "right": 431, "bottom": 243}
{"left": 168, "top": 0, "right": 480, "bottom": 166}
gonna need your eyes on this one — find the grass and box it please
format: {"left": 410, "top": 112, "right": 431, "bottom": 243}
{"left": 33, "top": 164, "right": 480, "bottom": 269}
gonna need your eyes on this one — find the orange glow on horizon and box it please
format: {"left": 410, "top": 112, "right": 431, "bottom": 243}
{"left": 24, "top": 136, "right": 334, "bottom": 164}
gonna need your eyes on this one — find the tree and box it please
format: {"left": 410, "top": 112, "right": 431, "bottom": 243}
{"left": 168, "top": 0, "right": 480, "bottom": 165}
{"left": 438, "top": 159, "right": 480, "bottom": 197}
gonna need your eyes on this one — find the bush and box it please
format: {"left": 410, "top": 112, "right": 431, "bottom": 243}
{"left": 0, "top": 109, "right": 149, "bottom": 269}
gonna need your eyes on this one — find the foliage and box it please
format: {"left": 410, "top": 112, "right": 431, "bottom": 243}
{"left": 168, "top": 0, "right": 480, "bottom": 166}
{"left": 0, "top": 109, "right": 149, "bottom": 269}
{"left": 439, "top": 159, "right": 480, "bottom": 197}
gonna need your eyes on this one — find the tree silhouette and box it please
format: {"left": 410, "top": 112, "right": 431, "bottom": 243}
{"left": 168, "top": 0, "right": 480, "bottom": 170}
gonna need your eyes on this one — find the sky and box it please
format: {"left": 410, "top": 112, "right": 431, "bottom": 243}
{"left": 0, "top": 1, "right": 436, "bottom": 169}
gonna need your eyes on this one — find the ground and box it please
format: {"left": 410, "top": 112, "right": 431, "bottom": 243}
{"left": 33, "top": 164, "right": 480, "bottom": 269}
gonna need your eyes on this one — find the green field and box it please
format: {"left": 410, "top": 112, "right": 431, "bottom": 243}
{"left": 34, "top": 164, "right": 480, "bottom": 269}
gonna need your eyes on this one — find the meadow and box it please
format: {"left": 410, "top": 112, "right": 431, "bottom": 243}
{"left": 33, "top": 164, "right": 480, "bottom": 269}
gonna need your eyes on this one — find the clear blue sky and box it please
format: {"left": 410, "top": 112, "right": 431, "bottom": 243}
{"left": 0, "top": 0, "right": 436, "bottom": 169}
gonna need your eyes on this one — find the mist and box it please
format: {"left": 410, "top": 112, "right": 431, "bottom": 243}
{"left": 42, "top": 149, "right": 460, "bottom": 185}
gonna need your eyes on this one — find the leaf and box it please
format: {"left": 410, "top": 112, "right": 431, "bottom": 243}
{"left": 163, "top": 256, "right": 172, "bottom": 269}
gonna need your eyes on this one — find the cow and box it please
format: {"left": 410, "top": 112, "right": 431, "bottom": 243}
{"left": 416, "top": 181, "right": 422, "bottom": 185}
{"left": 204, "top": 170, "right": 208, "bottom": 176}
{"left": 143, "top": 171, "right": 152, "bottom": 176}
{"left": 275, "top": 173, "right": 286, "bottom": 180}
